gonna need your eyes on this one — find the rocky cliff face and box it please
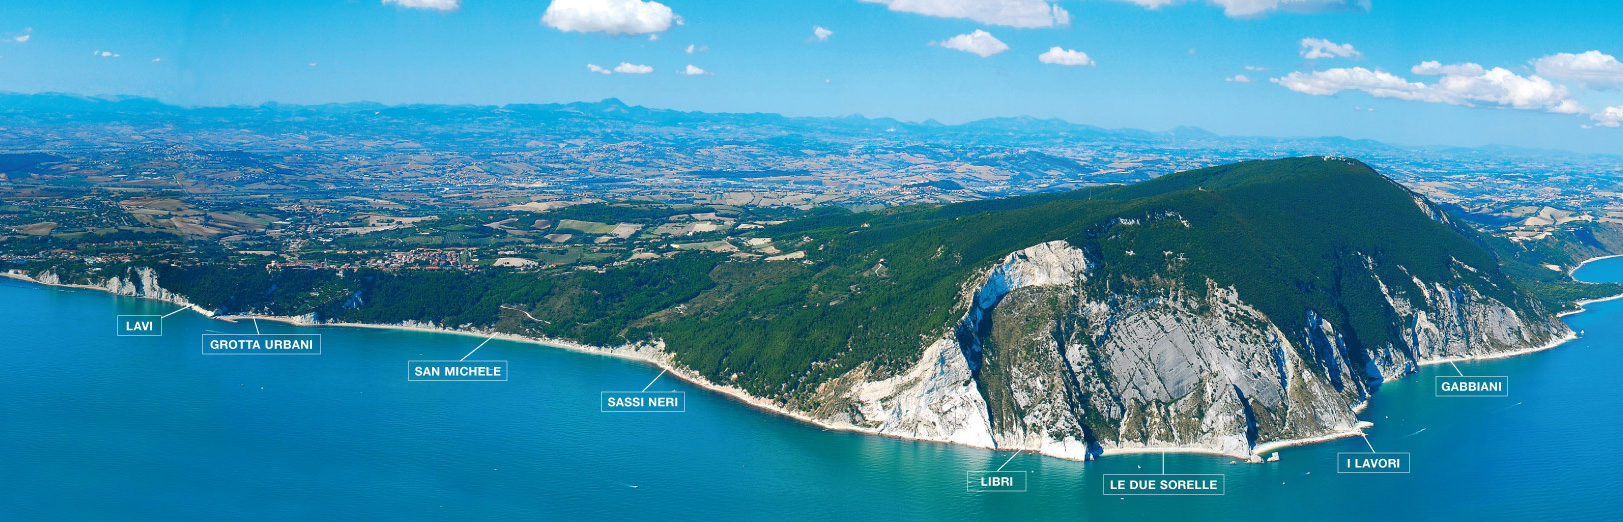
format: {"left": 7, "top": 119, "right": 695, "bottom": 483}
{"left": 21, "top": 267, "right": 201, "bottom": 312}
{"left": 815, "top": 238, "right": 1569, "bottom": 459}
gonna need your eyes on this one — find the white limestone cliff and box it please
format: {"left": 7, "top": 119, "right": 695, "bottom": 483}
{"left": 819, "top": 238, "right": 1567, "bottom": 459}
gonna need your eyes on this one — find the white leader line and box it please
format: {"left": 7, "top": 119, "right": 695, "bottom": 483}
{"left": 461, "top": 334, "right": 497, "bottom": 361}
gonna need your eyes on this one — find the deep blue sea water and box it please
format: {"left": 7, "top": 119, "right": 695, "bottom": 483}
{"left": 4, "top": 256, "right": 1623, "bottom": 521}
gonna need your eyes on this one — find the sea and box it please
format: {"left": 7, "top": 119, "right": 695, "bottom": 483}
{"left": 3, "top": 256, "right": 1623, "bottom": 521}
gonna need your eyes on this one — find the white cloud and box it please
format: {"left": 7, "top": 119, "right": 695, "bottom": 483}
{"left": 151, "top": 57, "right": 163, "bottom": 63}
{"left": 684, "top": 44, "right": 708, "bottom": 54}
{"left": 677, "top": 64, "right": 709, "bottom": 75}
{"left": 1274, "top": 67, "right": 1413, "bottom": 97}
{"left": 1591, "top": 106, "right": 1623, "bottom": 127}
{"left": 1409, "top": 61, "right": 1482, "bottom": 76}
{"left": 1244, "top": 65, "right": 1268, "bottom": 71}
{"left": 308, "top": 62, "right": 318, "bottom": 67}
{"left": 613, "top": 62, "right": 653, "bottom": 74}
{"left": 860, "top": 0, "right": 1069, "bottom": 28}
{"left": 583, "top": 62, "right": 662, "bottom": 76}
{"left": 934, "top": 30, "right": 1008, "bottom": 58}
{"left": 13, "top": 34, "right": 29, "bottom": 43}
{"left": 1273, "top": 62, "right": 1583, "bottom": 115}
{"left": 648, "top": 34, "right": 659, "bottom": 41}
{"left": 1225, "top": 74, "right": 1252, "bottom": 83}
{"left": 94, "top": 50, "right": 119, "bottom": 58}
{"left": 382, "top": 0, "right": 460, "bottom": 11}
{"left": 1113, "top": 0, "right": 1367, "bottom": 18}
{"left": 813, "top": 26, "right": 833, "bottom": 42}
{"left": 1121, "top": 0, "right": 1178, "bottom": 7}
{"left": 1533, "top": 51, "right": 1623, "bottom": 90}
{"left": 542, "top": 0, "right": 678, "bottom": 35}
{"left": 1300, "top": 37, "right": 1361, "bottom": 60}
{"left": 1038, "top": 47, "right": 1094, "bottom": 66}
{"left": 1412, "top": 61, "right": 1582, "bottom": 113}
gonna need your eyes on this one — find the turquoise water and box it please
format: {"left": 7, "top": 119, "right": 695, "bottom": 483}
{"left": 3, "top": 257, "right": 1623, "bottom": 520}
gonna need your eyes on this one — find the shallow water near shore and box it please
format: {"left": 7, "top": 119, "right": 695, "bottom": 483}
{"left": 4, "top": 257, "right": 1623, "bottom": 520}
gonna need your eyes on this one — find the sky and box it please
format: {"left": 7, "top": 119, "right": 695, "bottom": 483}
{"left": 1, "top": 0, "right": 1621, "bottom": 153}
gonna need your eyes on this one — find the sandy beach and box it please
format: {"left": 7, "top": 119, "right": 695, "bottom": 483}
{"left": 8, "top": 253, "right": 1622, "bottom": 462}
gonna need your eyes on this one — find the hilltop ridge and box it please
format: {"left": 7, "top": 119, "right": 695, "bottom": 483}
{"left": 15, "top": 157, "right": 1590, "bottom": 458}
{"left": 602, "top": 157, "right": 1570, "bottom": 456}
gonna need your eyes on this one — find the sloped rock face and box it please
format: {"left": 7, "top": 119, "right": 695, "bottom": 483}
{"left": 981, "top": 280, "right": 1359, "bottom": 459}
{"left": 823, "top": 239, "right": 1569, "bottom": 459}
{"left": 839, "top": 336, "right": 997, "bottom": 449}
{"left": 38, "top": 267, "right": 200, "bottom": 311}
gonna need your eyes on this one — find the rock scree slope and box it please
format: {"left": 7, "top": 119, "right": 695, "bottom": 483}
{"left": 19, "top": 157, "right": 1570, "bottom": 459}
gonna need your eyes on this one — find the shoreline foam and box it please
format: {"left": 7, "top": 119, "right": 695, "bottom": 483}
{"left": 8, "top": 254, "right": 1622, "bottom": 462}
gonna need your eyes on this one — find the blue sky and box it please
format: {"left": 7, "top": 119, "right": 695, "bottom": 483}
{"left": 2, "top": 0, "right": 1622, "bottom": 152}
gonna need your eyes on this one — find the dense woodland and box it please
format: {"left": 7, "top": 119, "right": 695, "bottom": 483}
{"left": 16, "top": 158, "right": 1622, "bottom": 402}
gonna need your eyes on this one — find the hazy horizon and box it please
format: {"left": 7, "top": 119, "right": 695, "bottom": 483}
{"left": 3, "top": 1, "right": 1623, "bottom": 154}
{"left": 6, "top": 88, "right": 1621, "bottom": 158}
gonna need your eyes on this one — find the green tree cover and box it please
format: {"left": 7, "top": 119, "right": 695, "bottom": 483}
{"left": 1475, "top": 222, "right": 1623, "bottom": 312}
{"left": 634, "top": 157, "right": 1573, "bottom": 398}
{"left": 331, "top": 252, "right": 723, "bottom": 345}
{"left": 12, "top": 157, "right": 1615, "bottom": 402}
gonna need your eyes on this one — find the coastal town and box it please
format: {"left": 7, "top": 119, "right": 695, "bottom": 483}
{"left": 4, "top": 98, "right": 1620, "bottom": 275}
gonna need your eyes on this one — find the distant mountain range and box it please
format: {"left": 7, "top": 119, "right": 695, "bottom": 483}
{"left": 0, "top": 92, "right": 1613, "bottom": 160}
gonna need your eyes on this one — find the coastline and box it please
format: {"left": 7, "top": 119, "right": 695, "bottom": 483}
{"left": 1419, "top": 252, "right": 1623, "bottom": 366}
{"left": 1251, "top": 428, "right": 1368, "bottom": 457}
{"left": 229, "top": 314, "right": 913, "bottom": 450}
{"left": 0, "top": 272, "right": 1258, "bottom": 460}
{"left": 8, "top": 254, "right": 1621, "bottom": 462}
{"left": 1568, "top": 253, "right": 1623, "bottom": 277}
{"left": 1, "top": 269, "right": 1038, "bottom": 458}
{"left": 1, "top": 271, "right": 217, "bottom": 318}
{"left": 1555, "top": 253, "right": 1623, "bottom": 319}
{"left": 1416, "top": 329, "right": 1579, "bottom": 367}
{"left": 243, "top": 309, "right": 1281, "bottom": 460}
{"left": 1557, "top": 293, "right": 1623, "bottom": 318}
